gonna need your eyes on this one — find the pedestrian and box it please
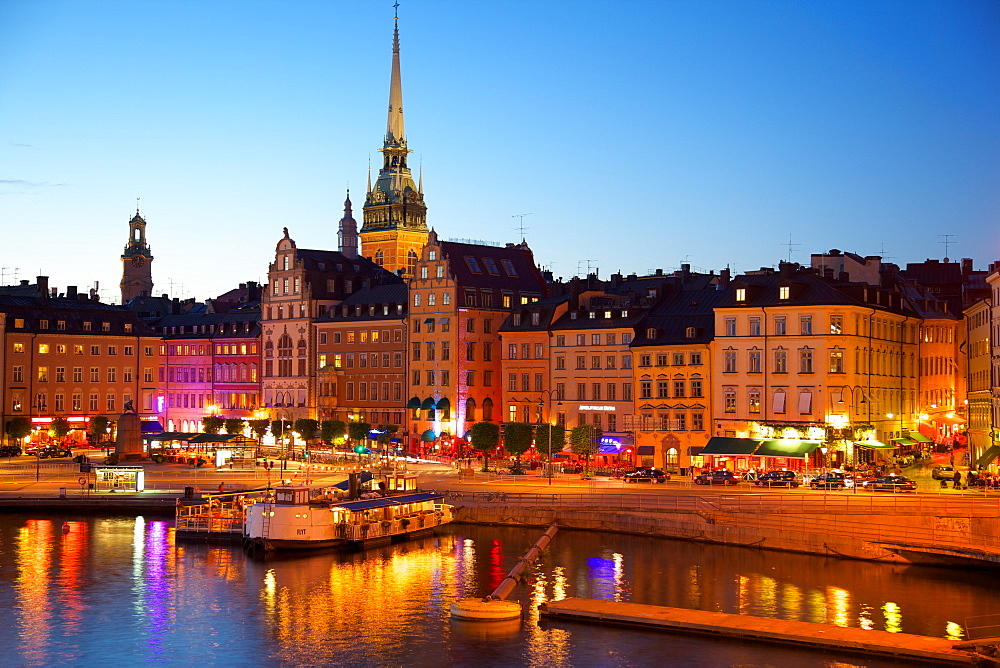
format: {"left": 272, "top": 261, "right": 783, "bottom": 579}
{"left": 218, "top": 481, "right": 225, "bottom": 494}
{"left": 949, "top": 453, "right": 955, "bottom": 467}
{"left": 953, "top": 469, "right": 962, "bottom": 490}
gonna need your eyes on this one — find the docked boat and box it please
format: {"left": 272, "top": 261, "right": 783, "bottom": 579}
{"left": 243, "top": 484, "right": 453, "bottom": 551}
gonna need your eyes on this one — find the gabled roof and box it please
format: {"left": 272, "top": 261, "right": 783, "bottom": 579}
{"left": 440, "top": 241, "right": 546, "bottom": 293}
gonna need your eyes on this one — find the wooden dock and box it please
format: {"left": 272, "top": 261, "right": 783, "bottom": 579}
{"left": 540, "top": 597, "right": 976, "bottom": 665}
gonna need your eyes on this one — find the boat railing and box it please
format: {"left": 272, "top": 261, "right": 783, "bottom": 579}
{"left": 336, "top": 507, "right": 452, "bottom": 541}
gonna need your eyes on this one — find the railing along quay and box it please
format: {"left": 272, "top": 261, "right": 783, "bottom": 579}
{"left": 441, "top": 490, "right": 1000, "bottom": 518}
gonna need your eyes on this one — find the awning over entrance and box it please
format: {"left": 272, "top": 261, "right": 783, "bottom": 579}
{"left": 891, "top": 437, "right": 916, "bottom": 447}
{"left": 976, "top": 445, "right": 1000, "bottom": 469}
{"left": 908, "top": 433, "right": 932, "bottom": 443}
{"left": 636, "top": 445, "right": 655, "bottom": 456}
{"left": 701, "top": 437, "right": 760, "bottom": 455}
{"left": 419, "top": 397, "right": 436, "bottom": 410}
{"left": 405, "top": 396, "right": 421, "bottom": 409}
{"left": 855, "top": 440, "right": 896, "bottom": 450}
{"left": 754, "top": 439, "right": 822, "bottom": 457}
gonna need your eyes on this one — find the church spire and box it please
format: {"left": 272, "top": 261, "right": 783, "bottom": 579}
{"left": 338, "top": 189, "right": 359, "bottom": 259}
{"left": 359, "top": 3, "right": 428, "bottom": 279}
{"left": 386, "top": 10, "right": 405, "bottom": 145}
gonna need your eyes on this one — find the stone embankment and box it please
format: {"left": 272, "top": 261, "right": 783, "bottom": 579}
{"left": 440, "top": 490, "right": 1000, "bottom": 568}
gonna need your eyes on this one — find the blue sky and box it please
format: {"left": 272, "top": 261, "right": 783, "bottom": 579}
{"left": 1, "top": 0, "right": 998, "bottom": 302}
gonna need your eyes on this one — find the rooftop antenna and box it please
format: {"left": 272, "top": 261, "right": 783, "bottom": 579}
{"left": 576, "top": 259, "right": 594, "bottom": 277}
{"left": 877, "top": 235, "right": 895, "bottom": 262}
{"left": 784, "top": 233, "right": 800, "bottom": 263}
{"left": 512, "top": 213, "right": 532, "bottom": 241}
{"left": 939, "top": 234, "right": 957, "bottom": 262}
{"left": 168, "top": 277, "right": 176, "bottom": 296}
{"left": 1, "top": 267, "right": 20, "bottom": 285}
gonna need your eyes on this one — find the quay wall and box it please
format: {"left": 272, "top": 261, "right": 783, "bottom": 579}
{"left": 450, "top": 503, "right": 1000, "bottom": 567}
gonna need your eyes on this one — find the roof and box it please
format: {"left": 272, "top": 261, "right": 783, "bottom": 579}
{"left": 632, "top": 288, "right": 726, "bottom": 346}
{"left": 317, "top": 284, "right": 408, "bottom": 323}
{"left": 332, "top": 492, "right": 443, "bottom": 511}
{"left": 440, "top": 240, "right": 547, "bottom": 294}
{"left": 0, "top": 294, "right": 159, "bottom": 336}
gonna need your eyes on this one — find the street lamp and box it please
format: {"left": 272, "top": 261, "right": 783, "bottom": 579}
{"left": 837, "top": 386, "right": 871, "bottom": 469}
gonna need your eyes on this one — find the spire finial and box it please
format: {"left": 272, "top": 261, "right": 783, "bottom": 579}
{"left": 393, "top": 1, "right": 399, "bottom": 20}
{"left": 136, "top": 197, "right": 140, "bottom": 213}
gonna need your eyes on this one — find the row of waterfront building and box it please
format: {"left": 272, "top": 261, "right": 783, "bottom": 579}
{"left": 2, "top": 244, "right": 998, "bottom": 473}
{"left": 3, "top": 14, "right": 998, "bottom": 473}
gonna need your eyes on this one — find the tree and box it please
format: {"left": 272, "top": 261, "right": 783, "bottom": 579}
{"left": 88, "top": 415, "right": 109, "bottom": 444}
{"left": 248, "top": 419, "right": 269, "bottom": 456}
{"left": 294, "top": 418, "right": 319, "bottom": 443}
{"left": 570, "top": 425, "right": 602, "bottom": 476}
{"left": 348, "top": 421, "right": 371, "bottom": 455}
{"left": 270, "top": 420, "right": 289, "bottom": 440}
{"left": 224, "top": 418, "right": 246, "bottom": 435}
{"left": 202, "top": 416, "right": 224, "bottom": 434}
{"left": 50, "top": 417, "right": 72, "bottom": 442}
{"left": 321, "top": 419, "right": 346, "bottom": 447}
{"left": 534, "top": 423, "right": 566, "bottom": 459}
{"left": 503, "top": 422, "right": 533, "bottom": 474}
{"left": 5, "top": 417, "right": 31, "bottom": 446}
{"left": 470, "top": 421, "right": 500, "bottom": 472}
{"left": 376, "top": 424, "right": 399, "bottom": 447}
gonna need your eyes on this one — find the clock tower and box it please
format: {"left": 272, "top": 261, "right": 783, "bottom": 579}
{"left": 120, "top": 208, "right": 154, "bottom": 303}
{"left": 359, "top": 9, "right": 428, "bottom": 279}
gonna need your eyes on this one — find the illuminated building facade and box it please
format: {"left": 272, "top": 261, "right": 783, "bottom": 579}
{"left": 406, "top": 232, "right": 546, "bottom": 452}
{"left": 261, "top": 227, "right": 399, "bottom": 423}
{"left": 965, "top": 298, "right": 992, "bottom": 466}
{"left": 314, "top": 284, "right": 408, "bottom": 428}
{"left": 0, "top": 277, "right": 161, "bottom": 445}
{"left": 710, "top": 263, "right": 920, "bottom": 470}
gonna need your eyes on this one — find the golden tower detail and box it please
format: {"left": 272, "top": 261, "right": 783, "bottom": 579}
{"left": 359, "top": 11, "right": 428, "bottom": 279}
{"left": 120, "top": 208, "right": 154, "bottom": 303}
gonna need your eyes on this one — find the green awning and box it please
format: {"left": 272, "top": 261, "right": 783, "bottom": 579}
{"left": 855, "top": 440, "right": 896, "bottom": 450}
{"left": 754, "top": 439, "right": 823, "bottom": 457}
{"left": 976, "top": 445, "right": 1000, "bottom": 469}
{"left": 701, "top": 437, "right": 761, "bottom": 455}
{"left": 419, "top": 397, "right": 436, "bottom": 410}
{"left": 891, "top": 437, "right": 916, "bottom": 446}
{"left": 908, "top": 433, "right": 933, "bottom": 443}
{"left": 405, "top": 396, "right": 421, "bottom": 409}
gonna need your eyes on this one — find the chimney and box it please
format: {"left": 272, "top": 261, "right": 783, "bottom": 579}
{"left": 778, "top": 262, "right": 796, "bottom": 279}
{"left": 37, "top": 276, "right": 49, "bottom": 299}
{"left": 246, "top": 281, "right": 259, "bottom": 302}
{"left": 569, "top": 277, "right": 581, "bottom": 311}
{"left": 67, "top": 285, "right": 78, "bottom": 300}
{"left": 719, "top": 268, "right": 731, "bottom": 287}
{"left": 655, "top": 268, "right": 663, "bottom": 276}
{"left": 680, "top": 263, "right": 691, "bottom": 278}
{"left": 20, "top": 279, "right": 28, "bottom": 286}
{"left": 961, "top": 258, "right": 973, "bottom": 275}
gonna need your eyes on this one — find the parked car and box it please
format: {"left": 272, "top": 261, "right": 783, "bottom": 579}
{"left": 694, "top": 470, "right": 740, "bottom": 486}
{"left": 623, "top": 467, "right": 669, "bottom": 483}
{"left": 0, "top": 445, "right": 22, "bottom": 457}
{"left": 754, "top": 470, "right": 801, "bottom": 488}
{"left": 36, "top": 445, "right": 72, "bottom": 459}
{"left": 931, "top": 465, "right": 956, "bottom": 481}
{"left": 809, "top": 472, "right": 855, "bottom": 490}
{"left": 862, "top": 475, "right": 917, "bottom": 492}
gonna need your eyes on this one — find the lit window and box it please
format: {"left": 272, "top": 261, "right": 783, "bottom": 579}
{"left": 779, "top": 285, "right": 790, "bottom": 300}
{"left": 735, "top": 288, "right": 746, "bottom": 302}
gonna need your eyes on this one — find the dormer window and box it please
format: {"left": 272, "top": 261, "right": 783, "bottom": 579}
{"left": 589, "top": 311, "right": 596, "bottom": 319}
{"left": 646, "top": 327, "right": 657, "bottom": 339}
{"left": 685, "top": 326, "right": 696, "bottom": 338}
{"left": 779, "top": 286, "right": 790, "bottom": 300}
{"left": 621, "top": 310, "right": 628, "bottom": 318}
{"left": 531, "top": 312, "right": 540, "bottom": 325}
{"left": 512, "top": 313, "right": 521, "bottom": 326}
{"left": 604, "top": 311, "right": 612, "bottom": 319}
{"left": 429, "top": 250, "right": 437, "bottom": 261}
{"left": 570, "top": 312, "right": 578, "bottom": 320}
{"left": 735, "top": 288, "right": 747, "bottom": 302}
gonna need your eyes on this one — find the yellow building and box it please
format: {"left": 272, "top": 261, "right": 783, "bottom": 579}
{"left": 709, "top": 264, "right": 920, "bottom": 472}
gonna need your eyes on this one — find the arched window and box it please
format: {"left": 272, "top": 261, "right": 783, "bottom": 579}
{"left": 407, "top": 249, "right": 418, "bottom": 277}
{"left": 374, "top": 249, "right": 384, "bottom": 267}
{"left": 277, "top": 334, "right": 293, "bottom": 376}
{"left": 482, "top": 397, "right": 494, "bottom": 421}
{"left": 465, "top": 398, "right": 476, "bottom": 422}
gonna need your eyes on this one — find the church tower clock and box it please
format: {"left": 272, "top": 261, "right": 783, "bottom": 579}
{"left": 120, "top": 208, "right": 154, "bottom": 303}
{"left": 359, "top": 8, "right": 429, "bottom": 279}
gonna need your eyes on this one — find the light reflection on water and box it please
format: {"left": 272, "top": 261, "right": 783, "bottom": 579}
{"left": 0, "top": 514, "right": 994, "bottom": 666}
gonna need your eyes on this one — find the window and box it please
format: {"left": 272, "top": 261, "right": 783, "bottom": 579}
{"left": 91, "top": 345, "right": 100, "bottom": 355}
{"left": 774, "top": 348, "right": 787, "bottom": 373}
{"left": 640, "top": 381, "right": 652, "bottom": 399}
{"left": 622, "top": 333, "right": 632, "bottom": 344}
{"left": 606, "top": 355, "right": 615, "bottom": 369}
{"left": 735, "top": 288, "right": 746, "bottom": 302}
{"left": 501, "top": 259, "right": 518, "bottom": 277}
{"left": 773, "top": 389, "right": 787, "bottom": 413}
{"left": 12, "top": 365, "right": 23, "bottom": 382}
{"left": 748, "top": 390, "right": 761, "bottom": 413}
{"left": 483, "top": 319, "right": 492, "bottom": 334}
{"left": 800, "top": 315, "right": 812, "bottom": 335}
{"left": 622, "top": 383, "right": 632, "bottom": 401}
{"left": 748, "top": 349, "right": 762, "bottom": 373}
{"left": 55, "top": 367, "right": 65, "bottom": 382}
{"left": 798, "top": 390, "right": 813, "bottom": 414}
{"left": 591, "top": 334, "right": 600, "bottom": 346}
{"left": 622, "top": 354, "right": 631, "bottom": 369}
{"left": 90, "top": 367, "right": 100, "bottom": 382}
{"left": 690, "top": 379, "right": 703, "bottom": 397}
{"left": 556, "top": 356, "right": 566, "bottom": 370}
{"left": 829, "top": 349, "right": 844, "bottom": 373}
{"left": 639, "top": 354, "right": 651, "bottom": 367}
{"left": 657, "top": 380, "right": 669, "bottom": 398}
{"left": 749, "top": 317, "right": 761, "bottom": 336}
{"left": 830, "top": 315, "right": 844, "bottom": 335}
{"left": 690, "top": 352, "right": 702, "bottom": 365}
{"left": 413, "top": 293, "right": 421, "bottom": 307}
{"left": 591, "top": 356, "right": 600, "bottom": 369}
{"left": 725, "top": 318, "right": 736, "bottom": 336}
{"left": 483, "top": 370, "right": 492, "bottom": 386}
{"left": 779, "top": 285, "right": 790, "bottom": 300}
{"left": 464, "top": 256, "right": 481, "bottom": 274}
{"left": 724, "top": 349, "right": 737, "bottom": 373}
{"left": 412, "top": 343, "right": 421, "bottom": 361}
{"left": 465, "top": 342, "right": 475, "bottom": 361}
{"left": 774, "top": 316, "right": 786, "bottom": 336}
{"left": 73, "top": 367, "right": 83, "bottom": 382}
{"left": 799, "top": 348, "right": 814, "bottom": 373}
{"left": 441, "top": 343, "right": 450, "bottom": 361}
{"left": 555, "top": 335, "right": 566, "bottom": 347}
{"left": 576, "top": 356, "right": 586, "bottom": 370}
{"left": 673, "top": 379, "right": 686, "bottom": 398}
{"left": 466, "top": 318, "right": 475, "bottom": 333}
{"left": 724, "top": 390, "right": 736, "bottom": 413}
{"left": 692, "top": 412, "right": 704, "bottom": 431}
{"left": 508, "top": 344, "right": 517, "bottom": 359}
{"left": 535, "top": 343, "right": 543, "bottom": 358}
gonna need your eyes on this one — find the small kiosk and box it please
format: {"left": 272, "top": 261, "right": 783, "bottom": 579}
{"left": 93, "top": 465, "right": 145, "bottom": 492}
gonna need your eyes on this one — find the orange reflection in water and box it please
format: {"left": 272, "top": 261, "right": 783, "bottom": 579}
{"left": 16, "top": 520, "right": 54, "bottom": 665}
{"left": 58, "top": 521, "right": 89, "bottom": 634}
